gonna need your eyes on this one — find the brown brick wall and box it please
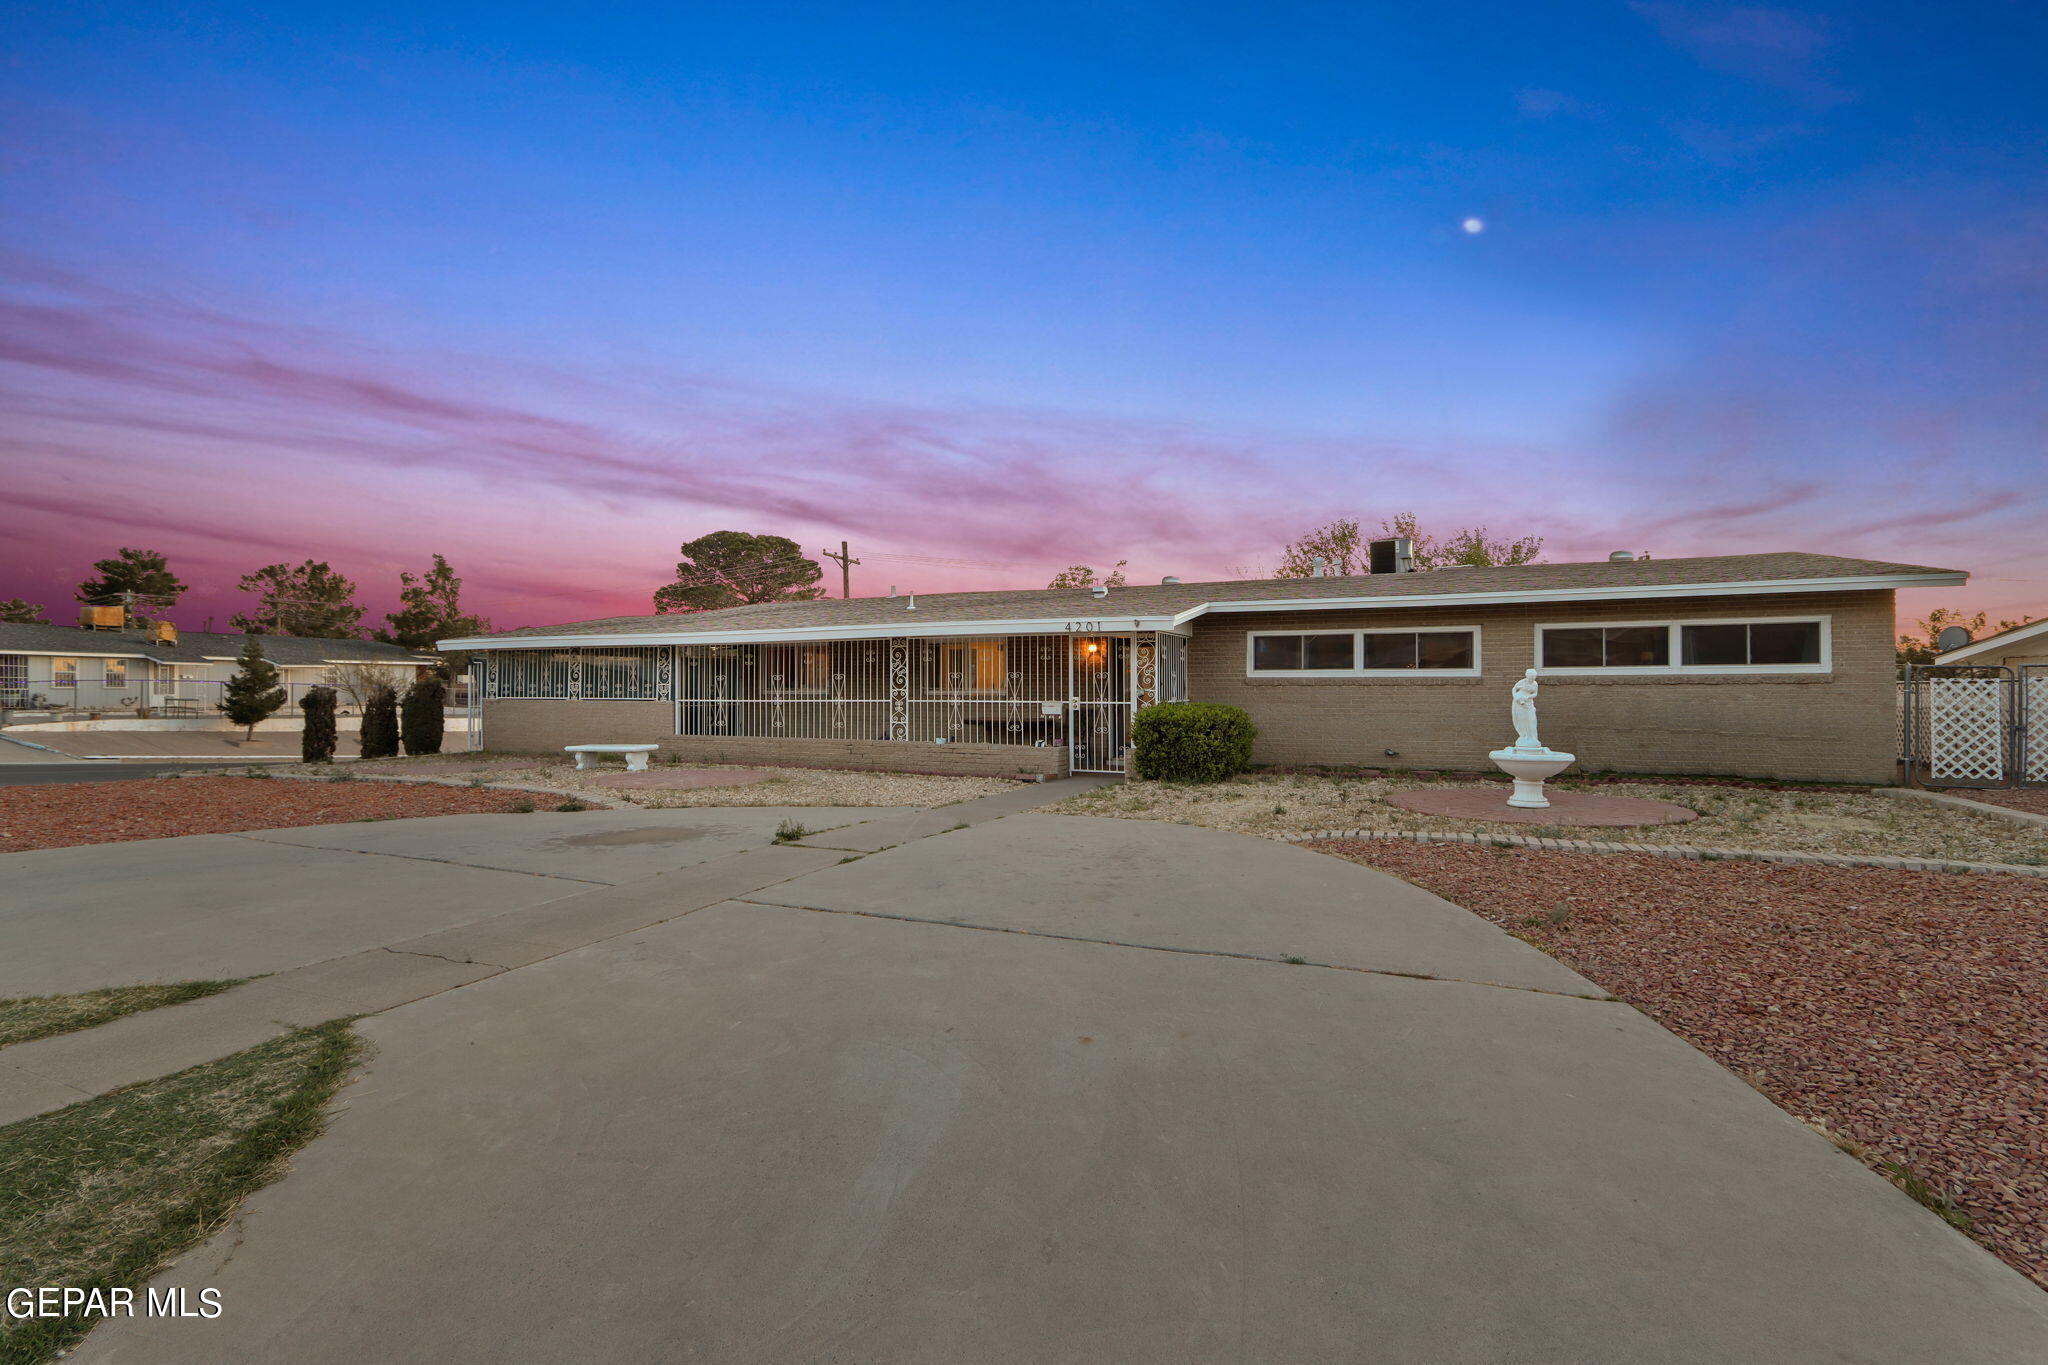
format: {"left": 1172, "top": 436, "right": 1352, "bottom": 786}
{"left": 1186, "top": 590, "right": 1897, "bottom": 783}
{"left": 477, "top": 699, "right": 1068, "bottom": 777}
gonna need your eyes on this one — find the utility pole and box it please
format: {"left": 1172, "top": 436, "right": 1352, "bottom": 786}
{"left": 821, "top": 541, "right": 860, "bottom": 599}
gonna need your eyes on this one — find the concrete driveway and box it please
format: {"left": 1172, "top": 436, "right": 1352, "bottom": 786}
{"left": 33, "top": 795, "right": 2048, "bottom": 1361}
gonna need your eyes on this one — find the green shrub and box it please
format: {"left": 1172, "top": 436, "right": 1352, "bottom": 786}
{"left": 400, "top": 673, "right": 446, "bottom": 756}
{"left": 300, "top": 686, "right": 338, "bottom": 764}
{"left": 1129, "top": 703, "right": 1257, "bottom": 783}
{"left": 359, "top": 685, "right": 400, "bottom": 760}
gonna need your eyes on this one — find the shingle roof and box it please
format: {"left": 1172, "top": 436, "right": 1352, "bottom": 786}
{"left": 0, "top": 622, "right": 437, "bottom": 667}
{"left": 451, "top": 552, "right": 1966, "bottom": 645}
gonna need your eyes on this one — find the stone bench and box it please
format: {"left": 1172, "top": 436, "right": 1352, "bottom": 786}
{"left": 563, "top": 743, "right": 660, "bottom": 772}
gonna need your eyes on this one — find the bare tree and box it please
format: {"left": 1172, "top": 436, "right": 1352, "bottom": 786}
{"left": 324, "top": 662, "right": 416, "bottom": 710}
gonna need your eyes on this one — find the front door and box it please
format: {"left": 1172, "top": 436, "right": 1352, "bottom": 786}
{"left": 1069, "top": 635, "right": 1132, "bottom": 773}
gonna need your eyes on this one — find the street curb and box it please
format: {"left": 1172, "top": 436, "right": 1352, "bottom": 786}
{"left": 1871, "top": 786, "right": 2048, "bottom": 830}
{"left": 1276, "top": 827, "right": 2048, "bottom": 878}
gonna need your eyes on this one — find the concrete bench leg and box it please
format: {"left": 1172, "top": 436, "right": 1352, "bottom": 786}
{"left": 625, "top": 751, "right": 650, "bottom": 772}
{"left": 574, "top": 753, "right": 594, "bottom": 770}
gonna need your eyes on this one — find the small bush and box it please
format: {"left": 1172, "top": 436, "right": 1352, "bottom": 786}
{"left": 300, "top": 686, "right": 338, "bottom": 764}
{"left": 511, "top": 798, "right": 536, "bottom": 813}
{"left": 359, "top": 685, "right": 400, "bottom": 760}
{"left": 400, "top": 674, "right": 446, "bottom": 756}
{"left": 326, "top": 768, "right": 358, "bottom": 783}
{"left": 556, "top": 797, "right": 590, "bottom": 812}
{"left": 774, "top": 819, "right": 809, "bottom": 843}
{"left": 1130, "top": 703, "right": 1257, "bottom": 783}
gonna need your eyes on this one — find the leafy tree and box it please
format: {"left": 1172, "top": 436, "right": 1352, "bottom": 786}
{"left": 218, "top": 638, "right": 287, "bottom": 739}
{"left": 375, "top": 554, "right": 492, "bottom": 651}
{"left": 232, "top": 560, "right": 365, "bottom": 638}
{"left": 653, "top": 532, "right": 824, "bottom": 613}
{"left": 1047, "top": 560, "right": 1130, "bottom": 590}
{"left": 1275, "top": 520, "right": 1365, "bottom": 577}
{"left": 401, "top": 674, "right": 447, "bottom": 756}
{"left": 359, "top": 684, "right": 401, "bottom": 759}
{"left": 1896, "top": 608, "right": 2038, "bottom": 673}
{"left": 300, "top": 686, "right": 339, "bottom": 763}
{"left": 0, "top": 598, "right": 48, "bottom": 625}
{"left": 1276, "top": 512, "right": 1543, "bottom": 577}
{"left": 74, "top": 548, "right": 188, "bottom": 619}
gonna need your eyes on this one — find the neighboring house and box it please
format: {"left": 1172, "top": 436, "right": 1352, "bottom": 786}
{"left": 1934, "top": 618, "right": 2048, "bottom": 672}
{"left": 443, "top": 550, "right": 1966, "bottom": 784}
{"left": 0, "top": 620, "right": 437, "bottom": 716}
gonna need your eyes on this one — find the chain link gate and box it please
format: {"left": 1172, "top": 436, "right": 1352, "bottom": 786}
{"left": 1902, "top": 664, "right": 2043, "bottom": 788}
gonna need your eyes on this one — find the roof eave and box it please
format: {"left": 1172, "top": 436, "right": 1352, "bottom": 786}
{"left": 1936, "top": 616, "right": 2048, "bottom": 664}
{"left": 444, "top": 571, "right": 1963, "bottom": 651}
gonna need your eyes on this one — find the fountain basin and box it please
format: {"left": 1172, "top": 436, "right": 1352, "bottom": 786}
{"left": 1487, "top": 746, "right": 1576, "bottom": 809}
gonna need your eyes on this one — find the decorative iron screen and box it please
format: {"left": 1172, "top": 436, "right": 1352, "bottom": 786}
{"left": 485, "top": 646, "right": 670, "bottom": 700}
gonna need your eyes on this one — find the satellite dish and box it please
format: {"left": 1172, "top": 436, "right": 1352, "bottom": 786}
{"left": 1936, "top": 625, "right": 1974, "bottom": 651}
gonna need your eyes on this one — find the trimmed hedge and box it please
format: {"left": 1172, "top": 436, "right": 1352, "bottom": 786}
{"left": 1130, "top": 702, "right": 1257, "bottom": 783}
{"left": 401, "top": 674, "right": 446, "bottom": 756}
{"left": 359, "top": 685, "right": 400, "bottom": 760}
{"left": 300, "top": 686, "right": 338, "bottom": 763}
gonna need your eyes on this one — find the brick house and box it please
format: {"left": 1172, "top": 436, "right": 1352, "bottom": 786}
{"left": 443, "top": 551, "right": 1966, "bottom": 783}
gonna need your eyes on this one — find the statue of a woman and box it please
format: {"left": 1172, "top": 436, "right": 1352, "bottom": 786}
{"left": 1510, "top": 668, "right": 1542, "bottom": 750}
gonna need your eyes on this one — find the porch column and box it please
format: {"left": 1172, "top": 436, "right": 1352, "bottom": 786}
{"left": 888, "top": 636, "right": 910, "bottom": 741}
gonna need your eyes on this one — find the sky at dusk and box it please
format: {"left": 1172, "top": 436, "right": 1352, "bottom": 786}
{"left": 2, "top": 1, "right": 2042, "bottom": 633}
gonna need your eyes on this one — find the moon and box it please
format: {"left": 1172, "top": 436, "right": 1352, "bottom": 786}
{"left": 1461, "top": 217, "right": 1485, "bottom": 235}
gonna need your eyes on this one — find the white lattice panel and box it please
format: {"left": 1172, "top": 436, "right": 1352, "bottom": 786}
{"left": 2026, "top": 676, "right": 2048, "bottom": 783}
{"left": 1929, "top": 677, "right": 2006, "bottom": 782}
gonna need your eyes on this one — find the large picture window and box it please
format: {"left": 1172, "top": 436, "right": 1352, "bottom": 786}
{"left": 486, "top": 646, "right": 669, "bottom": 699}
{"left": 1247, "top": 628, "right": 1479, "bottom": 677}
{"left": 925, "top": 638, "right": 1007, "bottom": 695}
{"left": 1538, "top": 618, "right": 1827, "bottom": 674}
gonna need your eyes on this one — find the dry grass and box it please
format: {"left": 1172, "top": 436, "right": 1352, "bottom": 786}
{"left": 307, "top": 754, "right": 1020, "bottom": 809}
{"left": 1055, "top": 772, "right": 2048, "bottom": 864}
{"left": 0, "top": 982, "right": 244, "bottom": 1051}
{"left": 0, "top": 1022, "right": 361, "bottom": 1364}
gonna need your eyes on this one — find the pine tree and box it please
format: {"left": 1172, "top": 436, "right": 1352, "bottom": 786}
{"left": 218, "top": 638, "right": 287, "bottom": 739}
{"left": 400, "top": 674, "right": 447, "bottom": 756}
{"left": 75, "top": 548, "right": 189, "bottom": 621}
{"left": 359, "top": 684, "right": 401, "bottom": 760}
{"left": 301, "top": 686, "right": 339, "bottom": 763}
{"left": 232, "top": 560, "right": 366, "bottom": 638}
{"left": 375, "top": 554, "right": 491, "bottom": 651}
{"left": 0, "top": 598, "right": 48, "bottom": 625}
{"left": 653, "top": 532, "right": 824, "bottom": 613}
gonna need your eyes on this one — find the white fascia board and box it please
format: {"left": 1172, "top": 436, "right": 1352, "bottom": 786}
{"left": 444, "top": 573, "right": 1963, "bottom": 651}
{"left": 3, "top": 648, "right": 154, "bottom": 660}
{"left": 441, "top": 615, "right": 1182, "bottom": 651}
{"left": 1937, "top": 616, "right": 2048, "bottom": 664}
{"left": 1174, "top": 572, "right": 1965, "bottom": 625}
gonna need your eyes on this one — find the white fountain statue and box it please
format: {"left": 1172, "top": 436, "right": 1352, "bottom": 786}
{"left": 1488, "top": 669, "right": 1576, "bottom": 809}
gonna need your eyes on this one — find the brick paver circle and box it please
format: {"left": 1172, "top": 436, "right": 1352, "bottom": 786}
{"left": 1385, "top": 787, "right": 1700, "bottom": 827}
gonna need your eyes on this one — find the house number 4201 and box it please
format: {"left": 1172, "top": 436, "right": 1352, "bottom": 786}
{"left": 1063, "top": 620, "right": 1103, "bottom": 632}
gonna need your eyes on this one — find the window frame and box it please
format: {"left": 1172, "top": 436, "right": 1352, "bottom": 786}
{"left": 923, "top": 638, "right": 1009, "bottom": 698}
{"left": 1244, "top": 626, "right": 1482, "bottom": 679}
{"left": 1533, "top": 615, "right": 1830, "bottom": 676}
{"left": 103, "top": 658, "right": 127, "bottom": 687}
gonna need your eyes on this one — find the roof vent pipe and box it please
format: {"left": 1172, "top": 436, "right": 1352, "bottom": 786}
{"left": 1608, "top": 550, "right": 1635, "bottom": 562}
{"left": 1091, "top": 583, "right": 1109, "bottom": 599}
{"left": 906, "top": 594, "right": 916, "bottom": 610}
{"left": 887, "top": 585, "right": 898, "bottom": 597}
{"left": 1161, "top": 575, "right": 1182, "bottom": 584}
{"left": 1311, "top": 556, "right": 1328, "bottom": 578}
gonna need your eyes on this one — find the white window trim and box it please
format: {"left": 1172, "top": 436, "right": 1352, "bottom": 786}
{"left": 1533, "top": 615, "right": 1831, "bottom": 676}
{"left": 1245, "top": 626, "right": 1483, "bottom": 678}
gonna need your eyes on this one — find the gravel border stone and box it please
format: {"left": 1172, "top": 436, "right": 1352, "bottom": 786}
{"left": 1275, "top": 825, "right": 2048, "bottom": 877}
{"left": 1875, "top": 786, "right": 2048, "bottom": 830}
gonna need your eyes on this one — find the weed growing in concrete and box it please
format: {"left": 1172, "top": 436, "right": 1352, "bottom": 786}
{"left": 774, "top": 819, "right": 809, "bottom": 843}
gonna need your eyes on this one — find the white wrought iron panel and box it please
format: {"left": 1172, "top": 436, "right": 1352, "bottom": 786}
{"left": 2025, "top": 672, "right": 2048, "bottom": 784}
{"left": 1927, "top": 676, "right": 2006, "bottom": 783}
{"left": 1069, "top": 634, "right": 1133, "bottom": 772}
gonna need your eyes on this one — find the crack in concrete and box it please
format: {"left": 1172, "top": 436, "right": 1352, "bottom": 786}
{"left": 729, "top": 898, "right": 1618, "bottom": 1003}
{"left": 223, "top": 832, "right": 613, "bottom": 885}
{"left": 381, "top": 945, "right": 505, "bottom": 970}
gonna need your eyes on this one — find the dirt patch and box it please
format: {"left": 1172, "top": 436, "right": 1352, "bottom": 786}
{"left": 0, "top": 777, "right": 550, "bottom": 853}
{"left": 1384, "top": 787, "right": 1698, "bottom": 826}
{"left": 1055, "top": 773, "right": 2048, "bottom": 864}
{"left": 1312, "top": 838, "right": 2048, "bottom": 1290}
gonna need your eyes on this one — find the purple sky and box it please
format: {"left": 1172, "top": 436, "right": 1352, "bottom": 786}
{"left": 2, "top": 3, "right": 2042, "bottom": 632}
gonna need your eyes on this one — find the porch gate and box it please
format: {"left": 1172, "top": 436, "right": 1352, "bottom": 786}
{"left": 1069, "top": 634, "right": 1133, "bottom": 774}
{"left": 1901, "top": 664, "right": 2046, "bottom": 788}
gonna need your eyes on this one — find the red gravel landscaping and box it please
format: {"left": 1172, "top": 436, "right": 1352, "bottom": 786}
{"left": 1310, "top": 838, "right": 2048, "bottom": 1290}
{"left": 0, "top": 777, "right": 553, "bottom": 853}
